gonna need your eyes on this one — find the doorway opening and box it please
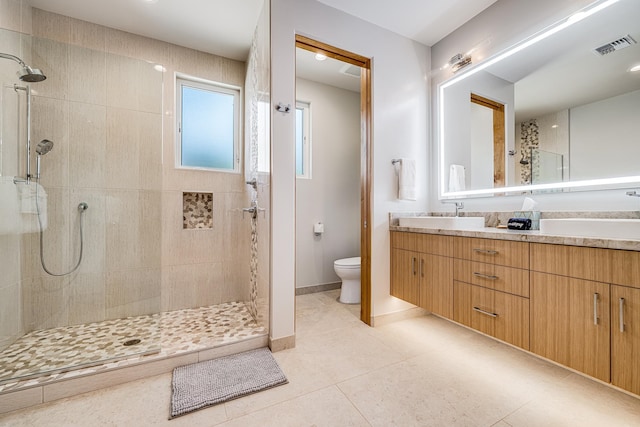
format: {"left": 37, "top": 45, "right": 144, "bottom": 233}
{"left": 294, "top": 35, "right": 372, "bottom": 325}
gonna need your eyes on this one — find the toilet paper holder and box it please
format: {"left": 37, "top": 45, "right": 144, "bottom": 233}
{"left": 314, "top": 222, "right": 324, "bottom": 236}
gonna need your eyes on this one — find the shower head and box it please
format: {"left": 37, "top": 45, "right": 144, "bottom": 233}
{"left": 36, "top": 139, "right": 54, "bottom": 156}
{"left": 17, "top": 66, "right": 46, "bottom": 82}
{"left": 0, "top": 52, "right": 47, "bottom": 82}
{"left": 34, "top": 139, "right": 53, "bottom": 180}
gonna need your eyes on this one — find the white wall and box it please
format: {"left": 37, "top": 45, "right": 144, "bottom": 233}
{"left": 570, "top": 90, "right": 640, "bottom": 181}
{"left": 295, "top": 78, "right": 360, "bottom": 289}
{"left": 430, "top": 0, "right": 640, "bottom": 214}
{"left": 271, "top": 0, "right": 430, "bottom": 340}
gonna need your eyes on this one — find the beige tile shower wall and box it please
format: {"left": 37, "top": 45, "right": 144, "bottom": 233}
{"left": 18, "top": 9, "right": 166, "bottom": 330}
{"left": 160, "top": 38, "right": 249, "bottom": 313}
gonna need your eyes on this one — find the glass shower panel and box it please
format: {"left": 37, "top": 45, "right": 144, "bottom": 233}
{"left": 531, "top": 148, "right": 564, "bottom": 185}
{"left": 0, "top": 30, "right": 164, "bottom": 385}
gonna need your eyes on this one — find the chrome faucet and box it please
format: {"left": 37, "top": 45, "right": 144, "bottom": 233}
{"left": 626, "top": 190, "right": 640, "bottom": 197}
{"left": 443, "top": 201, "right": 464, "bottom": 217}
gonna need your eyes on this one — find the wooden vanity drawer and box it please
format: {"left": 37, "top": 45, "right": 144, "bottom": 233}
{"left": 453, "top": 281, "right": 530, "bottom": 350}
{"left": 530, "top": 243, "right": 610, "bottom": 283}
{"left": 391, "top": 231, "right": 453, "bottom": 257}
{"left": 611, "top": 249, "right": 640, "bottom": 289}
{"left": 454, "top": 237, "right": 529, "bottom": 268}
{"left": 453, "top": 259, "right": 529, "bottom": 297}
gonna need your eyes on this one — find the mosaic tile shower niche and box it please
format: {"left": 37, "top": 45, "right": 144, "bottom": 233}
{"left": 183, "top": 192, "right": 213, "bottom": 229}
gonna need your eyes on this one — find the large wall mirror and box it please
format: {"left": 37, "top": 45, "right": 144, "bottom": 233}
{"left": 438, "top": 0, "right": 640, "bottom": 199}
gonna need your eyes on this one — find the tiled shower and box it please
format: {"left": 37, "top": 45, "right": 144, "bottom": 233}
{"left": 0, "top": 2, "right": 270, "bottom": 394}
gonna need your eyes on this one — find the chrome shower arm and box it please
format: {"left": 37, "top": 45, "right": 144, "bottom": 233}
{"left": 0, "top": 52, "right": 27, "bottom": 68}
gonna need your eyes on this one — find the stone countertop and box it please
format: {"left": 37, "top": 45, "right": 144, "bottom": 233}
{"left": 389, "top": 225, "right": 640, "bottom": 251}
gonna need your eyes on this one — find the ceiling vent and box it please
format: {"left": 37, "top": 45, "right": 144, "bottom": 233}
{"left": 340, "top": 63, "right": 361, "bottom": 78}
{"left": 593, "top": 35, "right": 636, "bottom": 56}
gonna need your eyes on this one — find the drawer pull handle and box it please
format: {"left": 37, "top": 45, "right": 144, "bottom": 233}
{"left": 473, "top": 306, "right": 498, "bottom": 318}
{"left": 473, "top": 248, "right": 498, "bottom": 255}
{"left": 593, "top": 293, "right": 599, "bottom": 326}
{"left": 619, "top": 297, "right": 625, "bottom": 333}
{"left": 473, "top": 272, "right": 498, "bottom": 280}
{"left": 412, "top": 257, "right": 417, "bottom": 276}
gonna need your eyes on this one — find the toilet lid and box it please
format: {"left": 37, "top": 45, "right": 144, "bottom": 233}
{"left": 334, "top": 257, "right": 360, "bottom": 267}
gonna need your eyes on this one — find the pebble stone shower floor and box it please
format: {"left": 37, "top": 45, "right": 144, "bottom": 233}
{"left": 0, "top": 301, "right": 266, "bottom": 392}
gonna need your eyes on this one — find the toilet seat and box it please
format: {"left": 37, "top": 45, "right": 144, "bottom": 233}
{"left": 334, "top": 257, "right": 360, "bottom": 268}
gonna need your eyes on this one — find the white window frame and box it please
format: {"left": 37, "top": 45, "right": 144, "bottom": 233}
{"left": 175, "top": 73, "right": 242, "bottom": 173}
{"left": 296, "top": 101, "right": 312, "bottom": 179}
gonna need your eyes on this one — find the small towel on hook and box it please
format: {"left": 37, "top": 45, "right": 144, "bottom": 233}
{"left": 398, "top": 158, "right": 416, "bottom": 201}
{"left": 449, "top": 164, "right": 466, "bottom": 192}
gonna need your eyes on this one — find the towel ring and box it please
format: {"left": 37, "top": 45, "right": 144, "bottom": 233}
{"left": 391, "top": 159, "right": 402, "bottom": 165}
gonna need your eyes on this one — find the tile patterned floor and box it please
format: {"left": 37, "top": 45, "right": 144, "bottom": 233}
{"left": 0, "top": 301, "right": 266, "bottom": 392}
{"left": 1, "top": 290, "right": 639, "bottom": 426}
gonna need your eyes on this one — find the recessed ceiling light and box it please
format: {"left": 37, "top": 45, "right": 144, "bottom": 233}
{"left": 551, "top": 124, "right": 559, "bottom": 129}
{"left": 630, "top": 64, "right": 640, "bottom": 72}
{"left": 315, "top": 53, "right": 327, "bottom": 61}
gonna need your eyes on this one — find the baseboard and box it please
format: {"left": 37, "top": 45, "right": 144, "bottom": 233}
{"left": 269, "top": 335, "right": 295, "bottom": 352}
{"left": 370, "top": 307, "right": 429, "bottom": 327}
{"left": 295, "top": 282, "right": 341, "bottom": 296}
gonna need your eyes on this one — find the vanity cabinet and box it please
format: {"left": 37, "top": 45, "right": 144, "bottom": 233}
{"left": 453, "top": 237, "right": 530, "bottom": 349}
{"left": 390, "top": 230, "right": 640, "bottom": 396}
{"left": 390, "top": 232, "right": 453, "bottom": 318}
{"left": 530, "top": 243, "right": 611, "bottom": 382}
{"left": 610, "top": 249, "right": 640, "bottom": 395}
{"left": 611, "top": 285, "right": 640, "bottom": 395}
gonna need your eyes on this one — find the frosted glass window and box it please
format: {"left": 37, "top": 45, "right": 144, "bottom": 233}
{"left": 296, "top": 101, "right": 311, "bottom": 178}
{"left": 177, "top": 76, "right": 240, "bottom": 172}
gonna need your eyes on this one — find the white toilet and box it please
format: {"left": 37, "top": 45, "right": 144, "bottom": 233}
{"left": 333, "top": 257, "right": 361, "bottom": 304}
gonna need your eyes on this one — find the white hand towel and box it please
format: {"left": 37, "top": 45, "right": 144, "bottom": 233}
{"left": 398, "top": 158, "right": 417, "bottom": 201}
{"left": 449, "top": 164, "right": 466, "bottom": 192}
{"left": 15, "top": 181, "right": 47, "bottom": 232}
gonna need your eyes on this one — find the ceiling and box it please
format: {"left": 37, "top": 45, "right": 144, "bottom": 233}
{"left": 28, "top": 0, "right": 497, "bottom": 62}
{"left": 296, "top": 49, "right": 362, "bottom": 93}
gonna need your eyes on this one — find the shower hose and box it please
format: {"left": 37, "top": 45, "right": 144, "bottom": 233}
{"left": 35, "top": 180, "right": 88, "bottom": 276}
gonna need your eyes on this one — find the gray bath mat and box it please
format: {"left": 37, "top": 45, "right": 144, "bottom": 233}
{"left": 170, "top": 347, "right": 288, "bottom": 419}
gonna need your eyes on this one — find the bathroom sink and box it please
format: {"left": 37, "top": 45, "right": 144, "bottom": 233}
{"left": 398, "top": 216, "right": 485, "bottom": 230}
{"left": 539, "top": 218, "right": 640, "bottom": 240}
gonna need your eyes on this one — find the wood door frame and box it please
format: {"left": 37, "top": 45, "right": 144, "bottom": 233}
{"left": 470, "top": 93, "right": 505, "bottom": 188}
{"left": 295, "top": 35, "right": 373, "bottom": 325}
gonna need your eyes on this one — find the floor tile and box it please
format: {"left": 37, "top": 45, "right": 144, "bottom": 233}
{"left": 1, "top": 290, "right": 639, "bottom": 427}
{"left": 220, "top": 386, "right": 370, "bottom": 427}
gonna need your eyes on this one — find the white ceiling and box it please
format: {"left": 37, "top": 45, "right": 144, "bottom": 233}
{"left": 28, "top": 0, "right": 497, "bottom": 61}
{"left": 315, "top": 0, "right": 498, "bottom": 47}
{"left": 296, "top": 49, "right": 362, "bottom": 93}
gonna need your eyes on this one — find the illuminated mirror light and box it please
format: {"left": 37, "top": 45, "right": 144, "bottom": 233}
{"left": 438, "top": 0, "right": 622, "bottom": 199}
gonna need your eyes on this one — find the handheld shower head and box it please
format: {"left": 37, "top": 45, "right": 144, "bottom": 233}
{"left": 35, "top": 139, "right": 54, "bottom": 179}
{"left": 36, "top": 139, "right": 54, "bottom": 156}
{"left": 0, "top": 52, "right": 47, "bottom": 82}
